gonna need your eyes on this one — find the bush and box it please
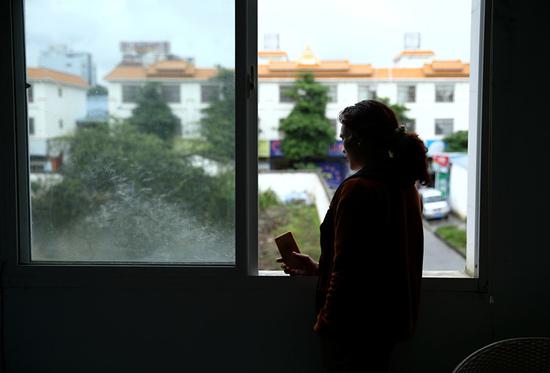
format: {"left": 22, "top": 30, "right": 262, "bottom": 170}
{"left": 259, "top": 189, "right": 281, "bottom": 211}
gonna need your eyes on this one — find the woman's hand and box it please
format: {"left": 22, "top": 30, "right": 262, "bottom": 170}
{"left": 276, "top": 252, "right": 319, "bottom": 276}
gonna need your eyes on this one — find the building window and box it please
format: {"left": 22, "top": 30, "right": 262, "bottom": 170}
{"left": 58, "top": 87, "right": 62, "bottom": 97}
{"left": 29, "top": 117, "right": 35, "bottom": 135}
{"left": 436, "top": 84, "right": 455, "bottom": 102}
{"left": 161, "top": 84, "right": 180, "bottom": 103}
{"left": 278, "top": 118, "right": 285, "bottom": 138}
{"left": 325, "top": 85, "right": 337, "bottom": 103}
{"left": 122, "top": 85, "right": 141, "bottom": 103}
{"left": 358, "top": 85, "right": 377, "bottom": 101}
{"left": 329, "top": 118, "right": 338, "bottom": 134}
{"left": 201, "top": 84, "right": 220, "bottom": 103}
{"left": 279, "top": 84, "right": 294, "bottom": 103}
{"left": 58, "top": 119, "right": 63, "bottom": 129}
{"left": 397, "top": 85, "right": 416, "bottom": 104}
{"left": 405, "top": 118, "right": 416, "bottom": 133}
{"left": 28, "top": 85, "right": 33, "bottom": 103}
{"left": 435, "top": 118, "right": 454, "bottom": 136}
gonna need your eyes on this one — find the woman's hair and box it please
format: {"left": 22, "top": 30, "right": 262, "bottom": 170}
{"left": 338, "top": 99, "right": 430, "bottom": 185}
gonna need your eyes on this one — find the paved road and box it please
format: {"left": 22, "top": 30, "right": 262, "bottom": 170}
{"left": 422, "top": 219, "right": 466, "bottom": 271}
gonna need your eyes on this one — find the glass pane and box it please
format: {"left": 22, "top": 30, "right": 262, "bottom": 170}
{"left": 25, "top": 0, "right": 235, "bottom": 263}
{"left": 258, "top": 0, "right": 474, "bottom": 275}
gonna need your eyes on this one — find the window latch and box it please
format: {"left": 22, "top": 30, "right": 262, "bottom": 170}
{"left": 248, "top": 65, "right": 255, "bottom": 97}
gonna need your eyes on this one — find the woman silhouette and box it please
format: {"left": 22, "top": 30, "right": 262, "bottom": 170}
{"left": 278, "top": 99, "right": 428, "bottom": 372}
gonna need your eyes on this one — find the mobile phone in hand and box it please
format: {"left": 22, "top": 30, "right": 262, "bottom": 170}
{"left": 274, "top": 231, "right": 301, "bottom": 267}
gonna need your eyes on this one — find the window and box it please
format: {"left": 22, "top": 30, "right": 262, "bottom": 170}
{"left": 278, "top": 118, "right": 286, "bottom": 138}
{"left": 435, "top": 118, "right": 454, "bottom": 136}
{"left": 28, "top": 117, "right": 35, "bottom": 135}
{"left": 279, "top": 84, "right": 294, "bottom": 103}
{"left": 21, "top": 0, "right": 236, "bottom": 264}
{"left": 329, "top": 118, "right": 338, "bottom": 134}
{"left": 122, "top": 85, "right": 141, "bottom": 103}
{"left": 436, "top": 84, "right": 455, "bottom": 102}
{"left": 258, "top": 0, "right": 482, "bottom": 279}
{"left": 405, "top": 118, "right": 416, "bottom": 133}
{"left": 161, "top": 84, "right": 180, "bottom": 103}
{"left": 201, "top": 84, "right": 220, "bottom": 103}
{"left": 358, "top": 85, "right": 377, "bottom": 100}
{"left": 325, "top": 85, "right": 337, "bottom": 103}
{"left": 397, "top": 85, "right": 416, "bottom": 103}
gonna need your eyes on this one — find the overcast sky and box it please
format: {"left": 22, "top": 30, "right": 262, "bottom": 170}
{"left": 25, "top": 0, "right": 472, "bottom": 85}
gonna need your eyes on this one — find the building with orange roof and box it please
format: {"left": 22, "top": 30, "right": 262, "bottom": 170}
{"left": 27, "top": 67, "right": 88, "bottom": 172}
{"left": 104, "top": 45, "right": 470, "bottom": 144}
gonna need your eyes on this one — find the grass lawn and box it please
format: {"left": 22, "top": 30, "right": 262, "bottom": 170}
{"left": 259, "top": 201, "right": 321, "bottom": 270}
{"left": 435, "top": 225, "right": 467, "bottom": 257}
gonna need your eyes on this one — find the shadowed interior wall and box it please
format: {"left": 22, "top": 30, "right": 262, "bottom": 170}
{"left": 2, "top": 1, "right": 550, "bottom": 372}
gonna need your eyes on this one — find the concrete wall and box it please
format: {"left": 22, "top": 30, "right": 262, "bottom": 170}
{"left": 3, "top": 1, "right": 550, "bottom": 372}
{"left": 258, "top": 171, "right": 331, "bottom": 222}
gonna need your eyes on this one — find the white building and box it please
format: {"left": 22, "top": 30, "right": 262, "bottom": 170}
{"left": 258, "top": 47, "right": 470, "bottom": 143}
{"left": 104, "top": 46, "right": 469, "bottom": 144}
{"left": 104, "top": 59, "right": 217, "bottom": 139}
{"left": 27, "top": 67, "right": 88, "bottom": 171}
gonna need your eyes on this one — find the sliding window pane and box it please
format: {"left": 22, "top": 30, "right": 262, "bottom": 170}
{"left": 25, "top": 0, "right": 235, "bottom": 263}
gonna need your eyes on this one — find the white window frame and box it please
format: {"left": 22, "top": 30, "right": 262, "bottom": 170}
{"left": 2, "top": 0, "right": 492, "bottom": 292}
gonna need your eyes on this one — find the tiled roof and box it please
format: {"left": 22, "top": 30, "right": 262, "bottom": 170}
{"left": 105, "top": 61, "right": 217, "bottom": 81}
{"left": 27, "top": 67, "right": 88, "bottom": 88}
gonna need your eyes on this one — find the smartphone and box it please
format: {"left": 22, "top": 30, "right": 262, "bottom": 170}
{"left": 274, "top": 231, "right": 301, "bottom": 267}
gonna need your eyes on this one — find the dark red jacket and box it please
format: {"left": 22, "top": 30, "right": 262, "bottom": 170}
{"left": 314, "top": 167, "right": 424, "bottom": 340}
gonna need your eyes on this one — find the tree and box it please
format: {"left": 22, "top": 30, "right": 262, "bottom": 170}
{"left": 200, "top": 67, "right": 235, "bottom": 163}
{"left": 31, "top": 123, "right": 235, "bottom": 260}
{"left": 279, "top": 72, "right": 334, "bottom": 165}
{"left": 87, "top": 84, "right": 108, "bottom": 96}
{"left": 127, "top": 82, "right": 180, "bottom": 142}
{"left": 443, "top": 130, "right": 468, "bottom": 152}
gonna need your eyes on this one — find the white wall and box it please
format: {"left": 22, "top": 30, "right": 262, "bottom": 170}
{"left": 27, "top": 81, "right": 87, "bottom": 140}
{"left": 258, "top": 171, "right": 330, "bottom": 222}
{"left": 107, "top": 80, "right": 210, "bottom": 139}
{"left": 258, "top": 78, "right": 470, "bottom": 143}
{"left": 449, "top": 163, "right": 468, "bottom": 219}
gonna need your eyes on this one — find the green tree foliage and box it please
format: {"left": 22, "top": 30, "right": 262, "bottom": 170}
{"left": 200, "top": 67, "right": 235, "bottom": 162}
{"left": 443, "top": 130, "right": 468, "bottom": 152}
{"left": 279, "top": 72, "right": 335, "bottom": 163}
{"left": 87, "top": 84, "right": 108, "bottom": 96}
{"left": 32, "top": 125, "right": 234, "bottom": 260}
{"left": 127, "top": 82, "right": 180, "bottom": 141}
{"left": 259, "top": 188, "right": 281, "bottom": 212}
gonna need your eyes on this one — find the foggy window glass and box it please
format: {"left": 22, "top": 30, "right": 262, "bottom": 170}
{"left": 25, "top": 0, "right": 235, "bottom": 263}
